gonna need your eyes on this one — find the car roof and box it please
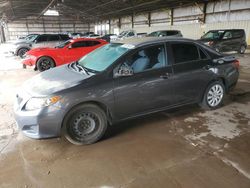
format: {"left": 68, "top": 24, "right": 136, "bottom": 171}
{"left": 151, "top": 30, "right": 180, "bottom": 32}
{"left": 208, "top": 29, "right": 244, "bottom": 32}
{"left": 113, "top": 37, "right": 197, "bottom": 47}
{"left": 70, "top": 38, "right": 105, "bottom": 42}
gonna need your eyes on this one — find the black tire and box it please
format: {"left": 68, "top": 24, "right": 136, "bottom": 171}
{"left": 17, "top": 48, "right": 29, "bottom": 58}
{"left": 238, "top": 45, "right": 246, "bottom": 54}
{"left": 63, "top": 104, "right": 108, "bottom": 145}
{"left": 199, "top": 80, "right": 225, "bottom": 110}
{"left": 36, "top": 56, "right": 55, "bottom": 72}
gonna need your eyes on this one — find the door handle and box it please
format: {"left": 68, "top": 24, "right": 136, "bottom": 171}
{"left": 160, "top": 72, "right": 172, "bottom": 79}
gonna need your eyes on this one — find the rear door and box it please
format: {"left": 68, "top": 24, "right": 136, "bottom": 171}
{"left": 32, "top": 35, "right": 48, "bottom": 48}
{"left": 231, "top": 30, "right": 244, "bottom": 51}
{"left": 113, "top": 43, "right": 175, "bottom": 120}
{"left": 169, "top": 42, "right": 214, "bottom": 104}
{"left": 220, "top": 31, "right": 234, "bottom": 51}
{"left": 47, "top": 34, "right": 61, "bottom": 48}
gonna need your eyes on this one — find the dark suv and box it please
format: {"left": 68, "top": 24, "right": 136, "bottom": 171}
{"left": 10, "top": 34, "right": 71, "bottom": 58}
{"left": 199, "top": 29, "right": 247, "bottom": 54}
{"left": 14, "top": 37, "right": 239, "bottom": 145}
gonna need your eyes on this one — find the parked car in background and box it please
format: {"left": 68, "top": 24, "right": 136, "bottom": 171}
{"left": 97, "top": 34, "right": 117, "bottom": 42}
{"left": 137, "top": 33, "right": 148, "bottom": 38}
{"left": 69, "top": 32, "right": 84, "bottom": 39}
{"left": 10, "top": 34, "right": 71, "bottom": 58}
{"left": 147, "top": 30, "right": 183, "bottom": 37}
{"left": 22, "top": 38, "right": 107, "bottom": 71}
{"left": 15, "top": 37, "right": 239, "bottom": 145}
{"left": 87, "top": 34, "right": 100, "bottom": 38}
{"left": 117, "top": 30, "right": 137, "bottom": 40}
{"left": 199, "top": 29, "right": 247, "bottom": 54}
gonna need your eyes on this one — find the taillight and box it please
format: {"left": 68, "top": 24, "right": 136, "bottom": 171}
{"left": 233, "top": 59, "right": 240, "bottom": 69}
{"left": 208, "top": 41, "right": 214, "bottom": 46}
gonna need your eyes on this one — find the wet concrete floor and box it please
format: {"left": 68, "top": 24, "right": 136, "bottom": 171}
{"left": 0, "top": 48, "right": 250, "bottom": 187}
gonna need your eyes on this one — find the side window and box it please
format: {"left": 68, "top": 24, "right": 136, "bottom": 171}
{"left": 36, "top": 35, "right": 48, "bottom": 43}
{"left": 72, "top": 41, "right": 87, "bottom": 48}
{"left": 60, "top": 35, "right": 70, "bottom": 40}
{"left": 172, "top": 43, "right": 199, "bottom": 64}
{"left": 223, "top": 31, "right": 233, "bottom": 39}
{"left": 48, "top": 35, "right": 60, "bottom": 41}
{"left": 199, "top": 48, "right": 208, "bottom": 60}
{"left": 122, "top": 44, "right": 166, "bottom": 73}
{"left": 232, "top": 30, "right": 243, "bottom": 38}
{"left": 85, "top": 41, "right": 101, "bottom": 46}
{"left": 167, "top": 31, "right": 177, "bottom": 36}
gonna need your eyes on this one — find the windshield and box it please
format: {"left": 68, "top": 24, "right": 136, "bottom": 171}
{"left": 25, "top": 34, "right": 38, "bottom": 42}
{"left": 201, "top": 31, "right": 225, "bottom": 40}
{"left": 78, "top": 43, "right": 131, "bottom": 72}
{"left": 119, "top": 31, "right": 128, "bottom": 37}
{"left": 55, "top": 40, "right": 71, "bottom": 48}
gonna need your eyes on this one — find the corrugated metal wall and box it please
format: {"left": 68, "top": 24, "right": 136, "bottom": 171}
{"left": 5, "top": 16, "right": 95, "bottom": 40}
{"left": 118, "top": 0, "right": 250, "bottom": 44}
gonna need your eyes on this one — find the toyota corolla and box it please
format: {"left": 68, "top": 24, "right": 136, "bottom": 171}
{"left": 14, "top": 37, "right": 239, "bottom": 145}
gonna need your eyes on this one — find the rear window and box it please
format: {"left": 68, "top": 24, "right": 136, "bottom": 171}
{"left": 167, "top": 31, "right": 179, "bottom": 36}
{"left": 232, "top": 30, "right": 244, "bottom": 38}
{"left": 172, "top": 43, "right": 199, "bottom": 64}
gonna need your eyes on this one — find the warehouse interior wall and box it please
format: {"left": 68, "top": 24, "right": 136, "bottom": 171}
{"left": 5, "top": 16, "right": 95, "bottom": 40}
{"left": 112, "top": 0, "right": 250, "bottom": 44}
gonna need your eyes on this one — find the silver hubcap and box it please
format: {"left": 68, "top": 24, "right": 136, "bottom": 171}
{"left": 207, "top": 84, "right": 224, "bottom": 107}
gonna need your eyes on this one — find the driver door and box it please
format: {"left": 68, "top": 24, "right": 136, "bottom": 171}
{"left": 112, "top": 43, "right": 175, "bottom": 120}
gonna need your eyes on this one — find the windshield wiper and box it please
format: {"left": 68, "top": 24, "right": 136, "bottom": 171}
{"left": 75, "top": 61, "right": 90, "bottom": 75}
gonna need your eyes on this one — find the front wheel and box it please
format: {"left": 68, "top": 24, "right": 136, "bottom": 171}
{"left": 36, "top": 56, "right": 55, "bottom": 72}
{"left": 63, "top": 104, "right": 108, "bottom": 145}
{"left": 200, "top": 81, "right": 225, "bottom": 110}
{"left": 18, "top": 48, "right": 29, "bottom": 58}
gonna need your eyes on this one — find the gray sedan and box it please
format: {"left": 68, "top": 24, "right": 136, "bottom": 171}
{"left": 14, "top": 37, "right": 239, "bottom": 145}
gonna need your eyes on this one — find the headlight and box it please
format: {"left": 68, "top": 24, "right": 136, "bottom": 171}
{"left": 25, "top": 96, "right": 61, "bottom": 111}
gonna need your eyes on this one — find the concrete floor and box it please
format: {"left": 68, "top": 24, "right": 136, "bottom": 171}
{"left": 0, "top": 44, "right": 250, "bottom": 188}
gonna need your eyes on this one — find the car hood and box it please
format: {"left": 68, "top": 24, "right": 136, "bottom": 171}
{"left": 13, "top": 40, "right": 32, "bottom": 46}
{"left": 23, "top": 64, "right": 92, "bottom": 96}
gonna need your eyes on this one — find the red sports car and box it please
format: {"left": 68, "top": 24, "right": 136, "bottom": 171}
{"left": 22, "top": 38, "right": 108, "bottom": 72}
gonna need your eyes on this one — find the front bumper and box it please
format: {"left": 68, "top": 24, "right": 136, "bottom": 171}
{"left": 14, "top": 91, "right": 65, "bottom": 139}
{"left": 22, "top": 56, "right": 36, "bottom": 66}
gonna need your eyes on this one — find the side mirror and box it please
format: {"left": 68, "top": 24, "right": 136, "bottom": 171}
{"left": 68, "top": 45, "right": 72, "bottom": 49}
{"left": 34, "top": 40, "right": 38, "bottom": 43}
{"left": 114, "top": 64, "right": 134, "bottom": 78}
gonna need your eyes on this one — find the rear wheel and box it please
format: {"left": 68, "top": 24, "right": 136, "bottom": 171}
{"left": 200, "top": 81, "right": 225, "bottom": 110}
{"left": 17, "top": 48, "right": 29, "bottom": 58}
{"left": 238, "top": 45, "right": 246, "bottom": 54}
{"left": 63, "top": 104, "right": 108, "bottom": 145}
{"left": 36, "top": 56, "right": 55, "bottom": 72}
